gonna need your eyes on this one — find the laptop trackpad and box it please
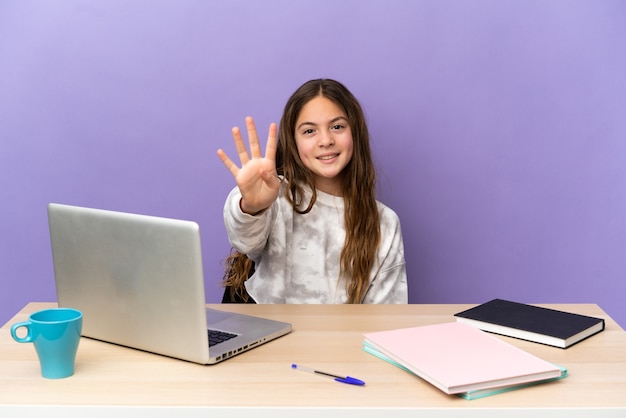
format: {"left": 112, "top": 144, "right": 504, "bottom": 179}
{"left": 206, "top": 308, "right": 239, "bottom": 325}
{"left": 206, "top": 308, "right": 288, "bottom": 340}
{"left": 206, "top": 308, "right": 258, "bottom": 335}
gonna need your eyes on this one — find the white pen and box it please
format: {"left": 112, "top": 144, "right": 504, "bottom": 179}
{"left": 291, "top": 363, "right": 365, "bottom": 386}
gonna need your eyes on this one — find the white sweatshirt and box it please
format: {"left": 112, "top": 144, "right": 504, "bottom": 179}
{"left": 223, "top": 184, "right": 408, "bottom": 304}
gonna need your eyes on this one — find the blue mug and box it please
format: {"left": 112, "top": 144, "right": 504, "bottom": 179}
{"left": 11, "top": 308, "right": 83, "bottom": 379}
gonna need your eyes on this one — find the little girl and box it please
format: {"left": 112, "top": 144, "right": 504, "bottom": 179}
{"left": 217, "top": 79, "right": 407, "bottom": 304}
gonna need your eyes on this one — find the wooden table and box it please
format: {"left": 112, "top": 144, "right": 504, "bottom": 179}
{"left": 1, "top": 302, "right": 625, "bottom": 417}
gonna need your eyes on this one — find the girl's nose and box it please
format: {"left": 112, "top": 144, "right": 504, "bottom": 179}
{"left": 318, "top": 130, "right": 335, "bottom": 147}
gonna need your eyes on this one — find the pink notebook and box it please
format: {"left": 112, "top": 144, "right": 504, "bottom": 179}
{"left": 364, "top": 322, "right": 562, "bottom": 394}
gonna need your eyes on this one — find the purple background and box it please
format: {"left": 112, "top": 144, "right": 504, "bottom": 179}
{"left": 1, "top": 1, "right": 625, "bottom": 327}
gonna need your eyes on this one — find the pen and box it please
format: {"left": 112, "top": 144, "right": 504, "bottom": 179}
{"left": 291, "top": 363, "right": 365, "bottom": 386}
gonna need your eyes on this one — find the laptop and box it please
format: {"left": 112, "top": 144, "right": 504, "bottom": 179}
{"left": 47, "top": 203, "right": 292, "bottom": 364}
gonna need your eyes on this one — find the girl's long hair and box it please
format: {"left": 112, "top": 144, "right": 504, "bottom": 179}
{"left": 223, "top": 79, "right": 380, "bottom": 303}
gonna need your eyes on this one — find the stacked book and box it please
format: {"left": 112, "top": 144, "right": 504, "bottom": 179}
{"left": 363, "top": 299, "right": 604, "bottom": 400}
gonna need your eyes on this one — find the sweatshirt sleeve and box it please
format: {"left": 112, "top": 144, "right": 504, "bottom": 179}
{"left": 223, "top": 186, "right": 274, "bottom": 260}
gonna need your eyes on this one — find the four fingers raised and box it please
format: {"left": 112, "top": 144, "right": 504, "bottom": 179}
{"left": 216, "top": 116, "right": 278, "bottom": 176}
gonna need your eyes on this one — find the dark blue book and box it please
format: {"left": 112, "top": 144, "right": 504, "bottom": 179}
{"left": 454, "top": 299, "right": 605, "bottom": 349}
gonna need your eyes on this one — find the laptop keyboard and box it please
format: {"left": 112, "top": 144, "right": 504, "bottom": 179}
{"left": 208, "top": 329, "right": 237, "bottom": 347}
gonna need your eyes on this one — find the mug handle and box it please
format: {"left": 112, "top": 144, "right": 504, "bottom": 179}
{"left": 10, "top": 321, "right": 33, "bottom": 343}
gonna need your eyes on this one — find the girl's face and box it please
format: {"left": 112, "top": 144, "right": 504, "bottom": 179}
{"left": 294, "top": 95, "right": 354, "bottom": 196}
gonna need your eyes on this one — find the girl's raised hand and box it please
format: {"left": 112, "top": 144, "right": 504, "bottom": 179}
{"left": 217, "top": 117, "right": 280, "bottom": 215}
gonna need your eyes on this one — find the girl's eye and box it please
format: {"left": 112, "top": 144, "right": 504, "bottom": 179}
{"left": 303, "top": 128, "right": 315, "bottom": 135}
{"left": 331, "top": 124, "right": 345, "bottom": 131}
